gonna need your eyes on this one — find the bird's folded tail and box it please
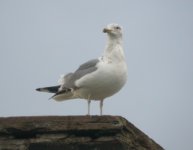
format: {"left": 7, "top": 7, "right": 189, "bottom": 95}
{"left": 36, "top": 85, "right": 74, "bottom": 101}
{"left": 36, "top": 85, "right": 60, "bottom": 93}
{"left": 49, "top": 88, "right": 73, "bottom": 100}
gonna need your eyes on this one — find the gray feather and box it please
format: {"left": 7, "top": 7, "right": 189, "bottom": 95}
{"left": 62, "top": 59, "right": 99, "bottom": 88}
{"left": 36, "top": 59, "right": 99, "bottom": 98}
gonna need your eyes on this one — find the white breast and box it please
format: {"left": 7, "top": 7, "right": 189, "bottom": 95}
{"left": 75, "top": 59, "right": 127, "bottom": 100}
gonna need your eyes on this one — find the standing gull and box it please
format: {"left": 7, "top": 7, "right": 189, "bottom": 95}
{"left": 36, "top": 23, "right": 128, "bottom": 115}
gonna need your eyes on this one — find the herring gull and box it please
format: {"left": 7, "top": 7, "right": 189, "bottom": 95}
{"left": 36, "top": 23, "right": 128, "bottom": 115}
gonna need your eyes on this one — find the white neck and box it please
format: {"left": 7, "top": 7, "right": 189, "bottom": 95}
{"left": 103, "top": 35, "right": 125, "bottom": 62}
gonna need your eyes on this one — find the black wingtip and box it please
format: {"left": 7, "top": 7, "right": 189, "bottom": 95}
{"left": 36, "top": 88, "right": 41, "bottom": 91}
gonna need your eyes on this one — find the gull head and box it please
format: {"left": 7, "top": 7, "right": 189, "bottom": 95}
{"left": 103, "top": 23, "right": 122, "bottom": 38}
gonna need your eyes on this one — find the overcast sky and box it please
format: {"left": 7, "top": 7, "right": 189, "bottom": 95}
{"left": 0, "top": 0, "right": 193, "bottom": 149}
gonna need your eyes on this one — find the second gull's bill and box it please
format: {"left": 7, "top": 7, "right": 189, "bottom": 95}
{"left": 36, "top": 23, "right": 128, "bottom": 115}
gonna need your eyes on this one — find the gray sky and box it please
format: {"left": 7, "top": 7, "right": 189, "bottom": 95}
{"left": 0, "top": 0, "right": 193, "bottom": 149}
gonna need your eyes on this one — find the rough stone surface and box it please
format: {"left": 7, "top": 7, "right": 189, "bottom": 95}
{"left": 0, "top": 116, "right": 164, "bottom": 150}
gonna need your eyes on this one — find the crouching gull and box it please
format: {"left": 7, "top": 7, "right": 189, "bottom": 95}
{"left": 36, "top": 23, "right": 128, "bottom": 115}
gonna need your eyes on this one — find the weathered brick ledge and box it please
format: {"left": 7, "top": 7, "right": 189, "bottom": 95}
{"left": 0, "top": 115, "right": 164, "bottom": 150}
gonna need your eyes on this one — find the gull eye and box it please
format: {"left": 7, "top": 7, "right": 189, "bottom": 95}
{"left": 115, "top": 26, "right": 120, "bottom": 30}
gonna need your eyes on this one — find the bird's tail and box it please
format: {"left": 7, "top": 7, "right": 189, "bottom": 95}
{"left": 49, "top": 88, "right": 74, "bottom": 100}
{"left": 36, "top": 85, "right": 75, "bottom": 101}
{"left": 36, "top": 85, "right": 60, "bottom": 93}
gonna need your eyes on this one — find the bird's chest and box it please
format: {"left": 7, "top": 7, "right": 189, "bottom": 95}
{"left": 76, "top": 61, "right": 127, "bottom": 99}
{"left": 74, "top": 61, "right": 127, "bottom": 100}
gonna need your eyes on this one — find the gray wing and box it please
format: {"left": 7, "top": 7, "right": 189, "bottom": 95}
{"left": 62, "top": 59, "right": 99, "bottom": 88}
{"left": 78, "top": 59, "right": 99, "bottom": 70}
